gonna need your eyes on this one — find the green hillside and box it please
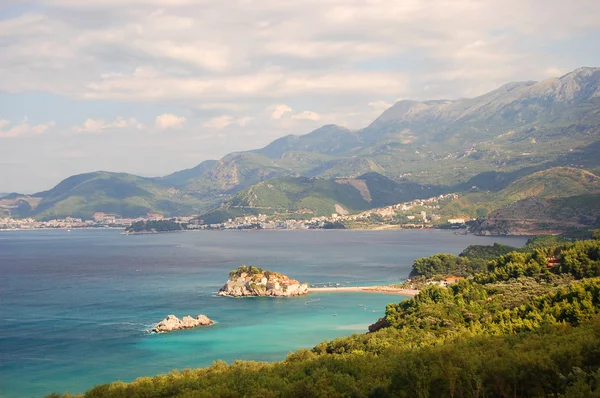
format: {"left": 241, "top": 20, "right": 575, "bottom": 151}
{"left": 199, "top": 172, "right": 445, "bottom": 223}
{"left": 472, "top": 194, "right": 600, "bottom": 235}
{"left": 201, "top": 177, "right": 370, "bottom": 222}
{"left": 25, "top": 172, "right": 214, "bottom": 220}
{"left": 439, "top": 167, "right": 600, "bottom": 220}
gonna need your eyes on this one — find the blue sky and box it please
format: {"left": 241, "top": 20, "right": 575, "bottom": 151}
{"left": 1, "top": 0, "right": 599, "bottom": 193}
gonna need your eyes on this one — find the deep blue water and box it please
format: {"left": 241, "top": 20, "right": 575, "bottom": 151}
{"left": 0, "top": 229, "right": 528, "bottom": 397}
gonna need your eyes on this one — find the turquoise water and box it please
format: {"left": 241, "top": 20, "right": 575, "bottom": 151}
{"left": 0, "top": 229, "right": 528, "bottom": 397}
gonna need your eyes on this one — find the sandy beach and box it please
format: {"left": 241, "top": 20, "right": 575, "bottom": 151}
{"left": 308, "top": 286, "right": 419, "bottom": 296}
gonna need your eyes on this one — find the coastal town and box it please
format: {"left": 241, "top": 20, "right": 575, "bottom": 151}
{"left": 0, "top": 194, "right": 469, "bottom": 231}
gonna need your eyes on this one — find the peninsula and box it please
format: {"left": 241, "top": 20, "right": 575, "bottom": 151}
{"left": 218, "top": 266, "right": 309, "bottom": 297}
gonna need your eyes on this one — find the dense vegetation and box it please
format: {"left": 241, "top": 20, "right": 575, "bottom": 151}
{"left": 49, "top": 238, "right": 600, "bottom": 397}
{"left": 228, "top": 265, "right": 265, "bottom": 278}
{"left": 124, "top": 220, "right": 183, "bottom": 234}
{"left": 459, "top": 242, "right": 518, "bottom": 260}
{"left": 408, "top": 233, "right": 599, "bottom": 280}
{"left": 321, "top": 221, "right": 346, "bottom": 229}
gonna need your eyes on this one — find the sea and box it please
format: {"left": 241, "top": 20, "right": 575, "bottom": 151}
{"left": 0, "top": 229, "right": 528, "bottom": 397}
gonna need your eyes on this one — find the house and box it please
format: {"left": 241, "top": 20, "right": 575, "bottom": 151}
{"left": 546, "top": 256, "right": 561, "bottom": 268}
{"left": 426, "top": 276, "right": 462, "bottom": 287}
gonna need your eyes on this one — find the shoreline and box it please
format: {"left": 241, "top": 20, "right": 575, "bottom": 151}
{"left": 308, "top": 286, "right": 419, "bottom": 296}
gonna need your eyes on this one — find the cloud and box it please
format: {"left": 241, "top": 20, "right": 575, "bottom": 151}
{"left": 155, "top": 114, "right": 186, "bottom": 129}
{"left": 269, "top": 104, "right": 292, "bottom": 119}
{"left": 0, "top": 119, "right": 55, "bottom": 138}
{"left": 72, "top": 117, "right": 143, "bottom": 133}
{"left": 4, "top": 0, "right": 597, "bottom": 104}
{"left": 236, "top": 117, "right": 253, "bottom": 127}
{"left": 292, "top": 111, "right": 321, "bottom": 121}
{"left": 368, "top": 101, "right": 393, "bottom": 112}
{"left": 203, "top": 115, "right": 232, "bottom": 130}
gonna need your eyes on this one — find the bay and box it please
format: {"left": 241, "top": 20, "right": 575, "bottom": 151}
{"left": 0, "top": 229, "right": 527, "bottom": 397}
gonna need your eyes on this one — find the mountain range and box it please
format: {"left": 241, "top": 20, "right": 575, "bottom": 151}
{"left": 1, "top": 67, "right": 599, "bottom": 224}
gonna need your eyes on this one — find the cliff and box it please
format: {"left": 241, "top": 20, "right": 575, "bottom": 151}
{"left": 218, "top": 265, "right": 309, "bottom": 297}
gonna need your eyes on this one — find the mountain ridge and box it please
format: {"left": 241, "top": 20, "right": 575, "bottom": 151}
{"left": 3, "top": 67, "right": 599, "bottom": 222}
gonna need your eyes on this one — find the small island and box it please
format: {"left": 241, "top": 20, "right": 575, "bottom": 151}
{"left": 122, "top": 220, "right": 184, "bottom": 235}
{"left": 150, "top": 314, "right": 213, "bottom": 333}
{"left": 219, "top": 265, "right": 309, "bottom": 297}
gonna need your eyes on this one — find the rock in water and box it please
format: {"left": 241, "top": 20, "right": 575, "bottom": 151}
{"left": 218, "top": 265, "right": 309, "bottom": 297}
{"left": 151, "top": 314, "right": 213, "bottom": 333}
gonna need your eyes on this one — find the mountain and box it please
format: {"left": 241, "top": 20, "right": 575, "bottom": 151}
{"left": 200, "top": 172, "right": 443, "bottom": 223}
{"left": 472, "top": 194, "right": 600, "bottom": 235}
{"left": 440, "top": 167, "right": 600, "bottom": 221}
{"left": 252, "top": 124, "right": 363, "bottom": 158}
{"left": 169, "top": 67, "right": 600, "bottom": 194}
{"left": 8, "top": 67, "right": 600, "bottom": 220}
{"left": 5, "top": 172, "right": 216, "bottom": 220}
{"left": 0, "top": 194, "right": 42, "bottom": 219}
{"left": 156, "top": 160, "right": 217, "bottom": 188}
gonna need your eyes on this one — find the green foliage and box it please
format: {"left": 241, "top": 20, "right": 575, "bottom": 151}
{"left": 477, "top": 240, "right": 600, "bottom": 283}
{"left": 229, "top": 265, "right": 265, "bottom": 278}
{"left": 411, "top": 253, "right": 486, "bottom": 278}
{"left": 525, "top": 234, "right": 570, "bottom": 249}
{"left": 459, "top": 242, "right": 517, "bottom": 260}
{"left": 322, "top": 221, "right": 345, "bottom": 229}
{"left": 475, "top": 207, "right": 489, "bottom": 220}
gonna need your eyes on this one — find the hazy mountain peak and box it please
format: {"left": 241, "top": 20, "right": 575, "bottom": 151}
{"left": 375, "top": 100, "right": 435, "bottom": 122}
{"left": 253, "top": 123, "right": 358, "bottom": 159}
{"left": 522, "top": 67, "right": 600, "bottom": 102}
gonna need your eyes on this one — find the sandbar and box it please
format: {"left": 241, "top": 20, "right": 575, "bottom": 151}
{"left": 308, "top": 286, "right": 419, "bottom": 296}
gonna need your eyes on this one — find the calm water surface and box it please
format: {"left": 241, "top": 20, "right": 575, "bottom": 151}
{"left": 0, "top": 229, "right": 527, "bottom": 397}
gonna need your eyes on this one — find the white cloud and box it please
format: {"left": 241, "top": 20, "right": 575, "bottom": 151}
{"left": 73, "top": 117, "right": 143, "bottom": 133}
{"left": 0, "top": 119, "right": 55, "bottom": 138}
{"left": 155, "top": 114, "right": 186, "bottom": 129}
{"left": 292, "top": 111, "right": 321, "bottom": 121}
{"left": 543, "top": 66, "right": 567, "bottom": 77}
{"left": 3, "top": 0, "right": 597, "bottom": 104}
{"left": 236, "top": 117, "right": 253, "bottom": 127}
{"left": 0, "top": 0, "right": 595, "bottom": 120}
{"left": 368, "top": 101, "right": 393, "bottom": 112}
{"left": 269, "top": 104, "right": 292, "bottom": 119}
{"left": 203, "top": 115, "right": 232, "bottom": 130}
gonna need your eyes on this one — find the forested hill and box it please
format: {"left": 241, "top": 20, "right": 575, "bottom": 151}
{"left": 51, "top": 236, "right": 600, "bottom": 397}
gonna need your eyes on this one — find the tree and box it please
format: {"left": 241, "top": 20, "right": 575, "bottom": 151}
{"left": 476, "top": 207, "right": 489, "bottom": 220}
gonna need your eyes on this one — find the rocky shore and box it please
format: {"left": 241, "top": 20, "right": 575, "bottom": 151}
{"left": 218, "top": 265, "right": 309, "bottom": 297}
{"left": 150, "top": 314, "right": 213, "bottom": 333}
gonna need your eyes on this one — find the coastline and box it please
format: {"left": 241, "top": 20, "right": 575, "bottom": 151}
{"left": 308, "top": 286, "right": 419, "bottom": 296}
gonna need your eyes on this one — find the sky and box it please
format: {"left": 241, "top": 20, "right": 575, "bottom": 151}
{"left": 0, "top": 0, "right": 599, "bottom": 193}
